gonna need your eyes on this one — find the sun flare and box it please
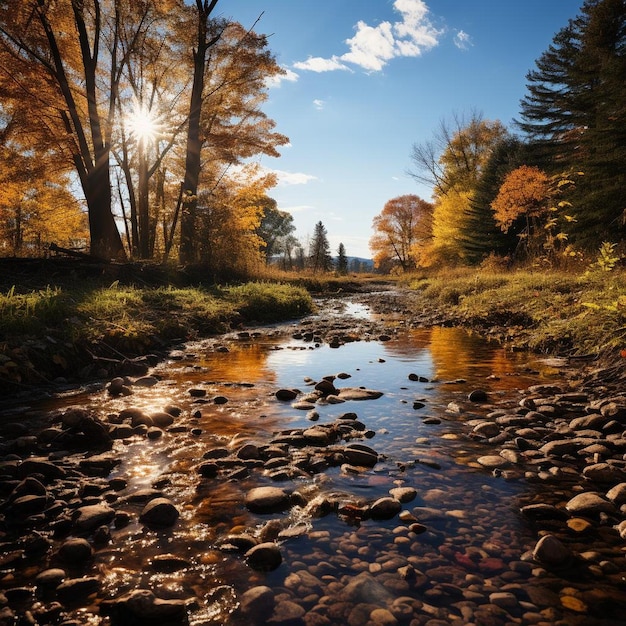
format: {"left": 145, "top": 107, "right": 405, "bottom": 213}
{"left": 126, "top": 103, "right": 159, "bottom": 143}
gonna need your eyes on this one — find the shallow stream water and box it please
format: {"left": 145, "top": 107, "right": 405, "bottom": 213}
{"left": 3, "top": 298, "right": 624, "bottom": 625}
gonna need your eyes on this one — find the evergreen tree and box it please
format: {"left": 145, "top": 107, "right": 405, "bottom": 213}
{"left": 518, "top": 0, "right": 626, "bottom": 248}
{"left": 460, "top": 136, "right": 530, "bottom": 263}
{"left": 308, "top": 221, "right": 333, "bottom": 273}
{"left": 336, "top": 242, "right": 348, "bottom": 274}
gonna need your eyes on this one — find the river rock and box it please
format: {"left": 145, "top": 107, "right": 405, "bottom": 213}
{"left": 275, "top": 389, "right": 298, "bottom": 401}
{"left": 245, "top": 542, "right": 282, "bottom": 571}
{"left": 337, "top": 387, "right": 384, "bottom": 401}
{"left": 468, "top": 389, "right": 488, "bottom": 402}
{"left": 566, "top": 492, "right": 616, "bottom": 516}
{"left": 583, "top": 463, "right": 626, "bottom": 484}
{"left": 342, "top": 573, "right": 393, "bottom": 604}
{"left": 55, "top": 577, "right": 100, "bottom": 604}
{"left": 57, "top": 538, "right": 93, "bottom": 564}
{"left": 150, "top": 411, "right": 175, "bottom": 428}
{"left": 532, "top": 534, "right": 572, "bottom": 566}
{"left": 17, "top": 458, "right": 65, "bottom": 481}
{"left": 245, "top": 486, "right": 291, "bottom": 513}
{"left": 148, "top": 554, "right": 192, "bottom": 573}
{"left": 239, "top": 585, "right": 275, "bottom": 619}
{"left": 389, "top": 487, "right": 417, "bottom": 503}
{"left": 343, "top": 443, "right": 378, "bottom": 467}
{"left": 477, "top": 455, "right": 508, "bottom": 469}
{"left": 73, "top": 503, "right": 116, "bottom": 532}
{"left": 139, "top": 498, "right": 180, "bottom": 527}
{"left": 606, "top": 482, "right": 626, "bottom": 505}
{"left": 7, "top": 494, "right": 48, "bottom": 518}
{"left": 540, "top": 440, "right": 580, "bottom": 457}
{"left": 35, "top": 568, "right": 66, "bottom": 590}
{"left": 100, "top": 589, "right": 188, "bottom": 624}
{"left": 369, "top": 497, "right": 402, "bottom": 520}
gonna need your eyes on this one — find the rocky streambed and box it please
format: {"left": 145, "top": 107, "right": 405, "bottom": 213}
{"left": 1, "top": 293, "right": 626, "bottom": 626}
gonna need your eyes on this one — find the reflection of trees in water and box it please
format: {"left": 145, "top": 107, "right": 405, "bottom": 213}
{"left": 411, "top": 327, "right": 535, "bottom": 388}
{"left": 195, "top": 342, "right": 280, "bottom": 384}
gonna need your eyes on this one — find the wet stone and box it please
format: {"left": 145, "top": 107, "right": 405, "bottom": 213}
{"left": 369, "top": 497, "right": 402, "bottom": 520}
{"left": 566, "top": 492, "right": 616, "bottom": 516}
{"left": 58, "top": 538, "right": 93, "bottom": 564}
{"left": 245, "top": 486, "right": 291, "bottom": 513}
{"left": 532, "top": 534, "right": 572, "bottom": 567}
{"left": 139, "top": 498, "right": 180, "bottom": 527}
{"left": 73, "top": 504, "right": 116, "bottom": 533}
{"left": 246, "top": 542, "right": 282, "bottom": 572}
{"left": 100, "top": 589, "right": 188, "bottom": 624}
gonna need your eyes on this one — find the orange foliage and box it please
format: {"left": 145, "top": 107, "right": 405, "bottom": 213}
{"left": 491, "top": 166, "right": 550, "bottom": 233}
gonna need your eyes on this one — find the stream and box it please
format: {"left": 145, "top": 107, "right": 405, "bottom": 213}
{"left": 1, "top": 294, "right": 625, "bottom": 625}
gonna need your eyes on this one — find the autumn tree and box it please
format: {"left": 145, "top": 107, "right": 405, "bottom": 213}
{"left": 518, "top": 0, "right": 626, "bottom": 247}
{"left": 195, "top": 164, "right": 277, "bottom": 278}
{"left": 336, "top": 243, "right": 348, "bottom": 275}
{"left": 0, "top": 108, "right": 87, "bottom": 255}
{"left": 309, "top": 221, "right": 333, "bottom": 273}
{"left": 370, "top": 195, "right": 433, "bottom": 272}
{"left": 409, "top": 112, "right": 507, "bottom": 264}
{"left": 491, "top": 165, "right": 577, "bottom": 261}
{"left": 0, "top": 0, "right": 134, "bottom": 259}
{"left": 0, "top": 0, "right": 287, "bottom": 266}
{"left": 180, "top": 15, "right": 288, "bottom": 264}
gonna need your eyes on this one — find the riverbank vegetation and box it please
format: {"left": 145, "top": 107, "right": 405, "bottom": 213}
{"left": 403, "top": 265, "right": 626, "bottom": 359}
{"left": 0, "top": 279, "right": 313, "bottom": 390}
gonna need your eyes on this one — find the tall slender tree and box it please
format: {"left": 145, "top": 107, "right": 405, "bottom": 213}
{"left": 336, "top": 242, "right": 348, "bottom": 275}
{"left": 308, "top": 221, "right": 333, "bottom": 273}
{"left": 518, "top": 0, "right": 626, "bottom": 247}
{"left": 179, "top": 0, "right": 221, "bottom": 264}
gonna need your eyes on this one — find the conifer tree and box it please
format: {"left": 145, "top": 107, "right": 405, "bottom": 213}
{"left": 308, "top": 221, "right": 333, "bottom": 273}
{"left": 518, "top": 0, "right": 626, "bottom": 247}
{"left": 336, "top": 242, "right": 348, "bottom": 275}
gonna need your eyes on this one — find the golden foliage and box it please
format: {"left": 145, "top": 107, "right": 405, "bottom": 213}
{"left": 491, "top": 165, "right": 550, "bottom": 232}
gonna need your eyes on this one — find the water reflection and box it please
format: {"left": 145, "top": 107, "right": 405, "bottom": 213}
{"left": 4, "top": 323, "right": 582, "bottom": 625}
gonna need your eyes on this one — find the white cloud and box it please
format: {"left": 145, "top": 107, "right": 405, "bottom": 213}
{"left": 453, "top": 30, "right": 473, "bottom": 50}
{"left": 313, "top": 99, "right": 325, "bottom": 110}
{"left": 266, "top": 66, "right": 299, "bottom": 88}
{"left": 274, "top": 170, "right": 319, "bottom": 186}
{"left": 342, "top": 20, "right": 396, "bottom": 71}
{"left": 294, "top": 0, "right": 443, "bottom": 74}
{"left": 293, "top": 56, "right": 351, "bottom": 72}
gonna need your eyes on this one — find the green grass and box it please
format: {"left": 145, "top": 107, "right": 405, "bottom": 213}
{"left": 0, "top": 281, "right": 315, "bottom": 386}
{"left": 407, "top": 268, "right": 626, "bottom": 356}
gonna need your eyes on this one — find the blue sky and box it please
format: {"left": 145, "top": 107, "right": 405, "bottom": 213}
{"left": 221, "top": 0, "right": 584, "bottom": 259}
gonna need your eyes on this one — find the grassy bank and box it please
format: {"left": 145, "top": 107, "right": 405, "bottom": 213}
{"left": 406, "top": 268, "right": 626, "bottom": 358}
{"left": 0, "top": 281, "right": 314, "bottom": 390}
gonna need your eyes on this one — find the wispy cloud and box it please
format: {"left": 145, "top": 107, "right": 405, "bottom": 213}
{"left": 274, "top": 170, "right": 319, "bottom": 186}
{"left": 454, "top": 30, "right": 473, "bottom": 50}
{"left": 266, "top": 66, "right": 300, "bottom": 87}
{"left": 295, "top": 0, "right": 443, "bottom": 74}
{"left": 294, "top": 57, "right": 351, "bottom": 72}
{"left": 313, "top": 99, "right": 325, "bottom": 111}
{"left": 285, "top": 204, "right": 314, "bottom": 213}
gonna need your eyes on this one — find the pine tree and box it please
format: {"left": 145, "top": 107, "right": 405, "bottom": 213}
{"left": 460, "top": 136, "right": 529, "bottom": 263}
{"left": 308, "top": 221, "right": 333, "bottom": 273}
{"left": 518, "top": 0, "right": 626, "bottom": 248}
{"left": 336, "top": 242, "right": 348, "bottom": 275}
